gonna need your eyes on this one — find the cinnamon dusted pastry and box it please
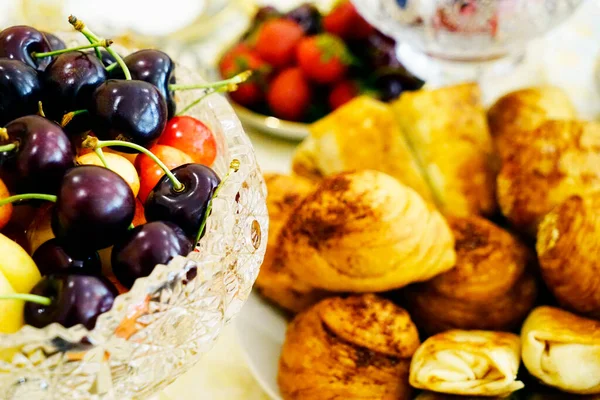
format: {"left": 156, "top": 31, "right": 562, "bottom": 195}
{"left": 279, "top": 170, "right": 456, "bottom": 292}
{"left": 409, "top": 330, "right": 524, "bottom": 397}
{"left": 537, "top": 194, "right": 600, "bottom": 319}
{"left": 497, "top": 120, "right": 600, "bottom": 236}
{"left": 488, "top": 87, "right": 577, "bottom": 160}
{"left": 521, "top": 307, "right": 600, "bottom": 395}
{"left": 278, "top": 294, "right": 420, "bottom": 400}
{"left": 392, "top": 83, "right": 497, "bottom": 217}
{"left": 292, "top": 96, "right": 435, "bottom": 204}
{"left": 404, "top": 216, "right": 537, "bottom": 335}
{"left": 254, "top": 173, "right": 329, "bottom": 313}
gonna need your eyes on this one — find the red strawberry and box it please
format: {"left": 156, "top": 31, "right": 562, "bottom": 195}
{"left": 218, "top": 47, "right": 271, "bottom": 107}
{"left": 267, "top": 67, "right": 311, "bottom": 121}
{"left": 329, "top": 80, "right": 358, "bottom": 110}
{"left": 256, "top": 19, "right": 304, "bottom": 68}
{"left": 323, "top": 1, "right": 374, "bottom": 40}
{"left": 296, "top": 34, "right": 350, "bottom": 84}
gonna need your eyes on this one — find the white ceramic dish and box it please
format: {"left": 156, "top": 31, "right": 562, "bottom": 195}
{"left": 232, "top": 103, "right": 310, "bottom": 142}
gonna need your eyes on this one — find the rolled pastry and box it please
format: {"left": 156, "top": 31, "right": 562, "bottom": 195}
{"left": 488, "top": 87, "right": 577, "bottom": 160}
{"left": 292, "top": 96, "right": 435, "bottom": 204}
{"left": 409, "top": 330, "right": 524, "bottom": 397}
{"left": 405, "top": 216, "right": 537, "bottom": 335}
{"left": 537, "top": 194, "right": 600, "bottom": 319}
{"left": 392, "top": 83, "right": 497, "bottom": 217}
{"left": 279, "top": 170, "right": 456, "bottom": 292}
{"left": 521, "top": 306, "right": 600, "bottom": 395}
{"left": 254, "top": 173, "right": 329, "bottom": 313}
{"left": 497, "top": 120, "right": 600, "bottom": 236}
{"left": 279, "top": 294, "right": 420, "bottom": 400}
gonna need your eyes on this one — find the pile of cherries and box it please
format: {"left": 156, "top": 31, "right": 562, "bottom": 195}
{"left": 0, "top": 17, "right": 244, "bottom": 331}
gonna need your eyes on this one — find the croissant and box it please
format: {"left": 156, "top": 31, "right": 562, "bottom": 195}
{"left": 254, "top": 173, "right": 329, "bottom": 313}
{"left": 537, "top": 194, "right": 600, "bottom": 319}
{"left": 488, "top": 87, "right": 577, "bottom": 160}
{"left": 279, "top": 170, "right": 456, "bottom": 292}
{"left": 392, "top": 82, "right": 497, "bottom": 217}
{"left": 404, "top": 216, "right": 537, "bottom": 335}
{"left": 497, "top": 120, "right": 600, "bottom": 236}
{"left": 521, "top": 306, "right": 600, "bottom": 395}
{"left": 292, "top": 96, "right": 435, "bottom": 204}
{"left": 278, "top": 294, "right": 420, "bottom": 400}
{"left": 409, "top": 330, "right": 524, "bottom": 397}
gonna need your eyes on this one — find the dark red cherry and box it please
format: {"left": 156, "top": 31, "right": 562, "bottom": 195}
{"left": 88, "top": 48, "right": 117, "bottom": 67}
{"left": 33, "top": 238, "right": 101, "bottom": 276}
{"left": 24, "top": 274, "right": 117, "bottom": 329}
{"left": 90, "top": 80, "right": 168, "bottom": 151}
{"left": 52, "top": 165, "right": 135, "bottom": 251}
{"left": 286, "top": 4, "right": 321, "bottom": 34}
{"left": 145, "top": 163, "right": 220, "bottom": 239}
{"left": 110, "top": 49, "right": 176, "bottom": 118}
{"left": 0, "top": 25, "right": 52, "bottom": 71}
{"left": 42, "top": 32, "right": 66, "bottom": 51}
{"left": 0, "top": 59, "right": 42, "bottom": 126}
{"left": 112, "top": 221, "right": 192, "bottom": 288}
{"left": 43, "top": 51, "right": 107, "bottom": 133}
{"left": 1, "top": 115, "right": 74, "bottom": 193}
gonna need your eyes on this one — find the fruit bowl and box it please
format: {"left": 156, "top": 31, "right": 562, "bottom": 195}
{"left": 0, "top": 33, "right": 268, "bottom": 399}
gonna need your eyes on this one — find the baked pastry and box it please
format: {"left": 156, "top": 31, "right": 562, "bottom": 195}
{"left": 292, "top": 96, "right": 435, "bottom": 204}
{"left": 278, "top": 294, "right": 420, "bottom": 400}
{"left": 409, "top": 330, "right": 524, "bottom": 397}
{"left": 537, "top": 194, "right": 600, "bottom": 319}
{"left": 488, "top": 87, "right": 577, "bottom": 160}
{"left": 404, "top": 216, "right": 537, "bottom": 335}
{"left": 254, "top": 173, "right": 329, "bottom": 313}
{"left": 497, "top": 120, "right": 600, "bottom": 236}
{"left": 392, "top": 82, "right": 497, "bottom": 217}
{"left": 279, "top": 170, "right": 456, "bottom": 292}
{"left": 414, "top": 393, "right": 507, "bottom": 400}
{"left": 521, "top": 306, "right": 600, "bottom": 395}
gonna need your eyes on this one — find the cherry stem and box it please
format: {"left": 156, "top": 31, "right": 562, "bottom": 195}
{"left": 0, "top": 193, "right": 57, "bottom": 207}
{"left": 0, "top": 293, "right": 51, "bottom": 306}
{"left": 69, "top": 15, "right": 132, "bottom": 80}
{"left": 0, "top": 128, "right": 8, "bottom": 141}
{"left": 177, "top": 84, "right": 234, "bottom": 116}
{"left": 0, "top": 143, "right": 17, "bottom": 152}
{"left": 195, "top": 159, "right": 240, "bottom": 246}
{"left": 105, "top": 62, "right": 118, "bottom": 72}
{"left": 32, "top": 40, "right": 112, "bottom": 58}
{"left": 61, "top": 109, "right": 88, "bottom": 127}
{"left": 38, "top": 101, "right": 46, "bottom": 117}
{"left": 82, "top": 136, "right": 184, "bottom": 191}
{"left": 169, "top": 71, "right": 252, "bottom": 92}
{"left": 94, "top": 148, "right": 109, "bottom": 168}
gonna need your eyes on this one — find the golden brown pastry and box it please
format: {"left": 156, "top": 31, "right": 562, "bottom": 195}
{"left": 278, "top": 294, "right": 420, "bottom": 400}
{"left": 488, "top": 86, "right": 577, "bottom": 160}
{"left": 279, "top": 170, "right": 456, "bottom": 292}
{"left": 414, "top": 393, "right": 508, "bottom": 400}
{"left": 537, "top": 194, "right": 600, "bottom": 319}
{"left": 392, "top": 83, "right": 497, "bottom": 217}
{"left": 409, "top": 330, "right": 524, "bottom": 397}
{"left": 497, "top": 120, "right": 600, "bottom": 236}
{"left": 292, "top": 96, "right": 435, "bottom": 204}
{"left": 254, "top": 173, "right": 329, "bottom": 313}
{"left": 521, "top": 306, "right": 600, "bottom": 395}
{"left": 404, "top": 216, "right": 537, "bottom": 335}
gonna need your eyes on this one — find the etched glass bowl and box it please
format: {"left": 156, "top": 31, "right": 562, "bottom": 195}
{"left": 0, "top": 34, "right": 268, "bottom": 399}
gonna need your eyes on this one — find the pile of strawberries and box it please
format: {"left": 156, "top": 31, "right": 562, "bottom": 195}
{"left": 218, "top": 1, "right": 423, "bottom": 123}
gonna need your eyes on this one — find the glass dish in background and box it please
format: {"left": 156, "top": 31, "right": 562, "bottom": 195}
{"left": 352, "top": 0, "right": 584, "bottom": 85}
{"left": 0, "top": 33, "right": 268, "bottom": 400}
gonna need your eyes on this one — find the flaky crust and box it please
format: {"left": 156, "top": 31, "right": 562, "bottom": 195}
{"left": 278, "top": 294, "right": 420, "bottom": 400}
{"left": 392, "top": 83, "right": 497, "bottom": 217}
{"left": 488, "top": 86, "right": 577, "bottom": 160}
{"left": 279, "top": 170, "right": 456, "bottom": 292}
{"left": 404, "top": 216, "right": 536, "bottom": 335}
{"left": 254, "top": 173, "right": 329, "bottom": 313}
{"left": 292, "top": 96, "right": 434, "bottom": 204}
{"left": 497, "top": 120, "right": 600, "bottom": 236}
{"left": 537, "top": 194, "right": 600, "bottom": 319}
{"left": 521, "top": 307, "right": 600, "bottom": 394}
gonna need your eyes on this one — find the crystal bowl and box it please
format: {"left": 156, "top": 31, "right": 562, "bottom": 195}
{"left": 0, "top": 34, "right": 268, "bottom": 399}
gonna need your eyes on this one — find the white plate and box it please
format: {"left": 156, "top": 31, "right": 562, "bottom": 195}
{"left": 234, "top": 292, "right": 287, "bottom": 400}
{"left": 232, "top": 104, "right": 310, "bottom": 142}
